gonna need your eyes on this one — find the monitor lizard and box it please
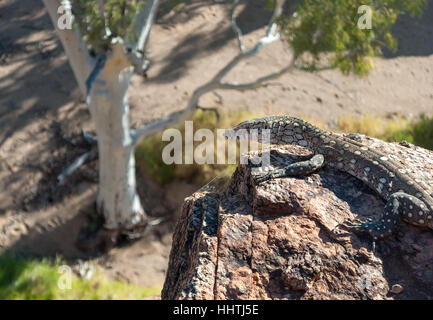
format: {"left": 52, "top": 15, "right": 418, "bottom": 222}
{"left": 225, "top": 115, "right": 433, "bottom": 245}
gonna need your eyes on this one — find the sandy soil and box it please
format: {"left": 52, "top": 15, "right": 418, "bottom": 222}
{"left": 0, "top": 0, "right": 432, "bottom": 289}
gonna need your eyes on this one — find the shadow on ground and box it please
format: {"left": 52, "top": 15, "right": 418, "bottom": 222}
{"left": 382, "top": 0, "right": 433, "bottom": 57}
{"left": 0, "top": 0, "right": 81, "bottom": 148}
{"left": 149, "top": 0, "right": 274, "bottom": 83}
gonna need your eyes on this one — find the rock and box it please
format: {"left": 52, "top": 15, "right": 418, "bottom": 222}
{"left": 162, "top": 138, "right": 433, "bottom": 300}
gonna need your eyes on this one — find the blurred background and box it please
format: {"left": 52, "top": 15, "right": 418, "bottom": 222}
{"left": 0, "top": 0, "right": 432, "bottom": 299}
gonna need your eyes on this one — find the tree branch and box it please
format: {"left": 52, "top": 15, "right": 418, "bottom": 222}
{"left": 97, "top": 0, "right": 112, "bottom": 38}
{"left": 231, "top": 0, "right": 245, "bottom": 53}
{"left": 268, "top": 0, "right": 286, "bottom": 32}
{"left": 131, "top": 0, "right": 289, "bottom": 146}
{"left": 133, "top": 0, "right": 159, "bottom": 53}
{"left": 123, "top": 0, "right": 159, "bottom": 74}
{"left": 57, "top": 148, "right": 98, "bottom": 186}
{"left": 42, "top": 0, "right": 95, "bottom": 97}
{"left": 219, "top": 61, "right": 295, "bottom": 91}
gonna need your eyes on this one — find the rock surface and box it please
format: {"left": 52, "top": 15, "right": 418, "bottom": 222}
{"left": 162, "top": 137, "right": 433, "bottom": 300}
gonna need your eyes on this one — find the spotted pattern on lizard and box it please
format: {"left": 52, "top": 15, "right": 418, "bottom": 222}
{"left": 226, "top": 115, "right": 433, "bottom": 242}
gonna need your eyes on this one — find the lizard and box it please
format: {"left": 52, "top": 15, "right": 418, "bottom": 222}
{"left": 225, "top": 115, "right": 433, "bottom": 245}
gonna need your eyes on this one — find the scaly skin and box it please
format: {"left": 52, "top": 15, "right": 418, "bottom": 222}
{"left": 226, "top": 116, "right": 433, "bottom": 242}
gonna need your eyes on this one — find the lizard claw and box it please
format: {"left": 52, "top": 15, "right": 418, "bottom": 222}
{"left": 399, "top": 140, "right": 412, "bottom": 148}
{"left": 336, "top": 216, "right": 376, "bottom": 234}
{"left": 338, "top": 216, "right": 372, "bottom": 229}
{"left": 336, "top": 220, "right": 358, "bottom": 231}
{"left": 253, "top": 172, "right": 272, "bottom": 184}
{"left": 345, "top": 133, "right": 363, "bottom": 142}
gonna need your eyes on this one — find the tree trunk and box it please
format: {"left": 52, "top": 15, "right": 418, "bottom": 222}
{"left": 88, "top": 43, "right": 147, "bottom": 230}
{"left": 42, "top": 1, "right": 157, "bottom": 234}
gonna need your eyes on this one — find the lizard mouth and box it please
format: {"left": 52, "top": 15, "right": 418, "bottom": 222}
{"left": 224, "top": 117, "right": 273, "bottom": 142}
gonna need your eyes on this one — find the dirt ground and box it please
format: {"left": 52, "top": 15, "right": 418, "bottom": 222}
{"left": 0, "top": 0, "right": 432, "bottom": 289}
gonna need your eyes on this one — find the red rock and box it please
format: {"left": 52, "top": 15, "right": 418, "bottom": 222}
{"left": 162, "top": 143, "right": 433, "bottom": 300}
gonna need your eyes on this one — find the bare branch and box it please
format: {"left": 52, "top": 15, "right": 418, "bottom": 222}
{"left": 57, "top": 148, "right": 97, "bottom": 186}
{"left": 43, "top": 0, "right": 95, "bottom": 97}
{"left": 97, "top": 0, "right": 112, "bottom": 38}
{"left": 123, "top": 0, "right": 159, "bottom": 74}
{"left": 134, "top": 0, "right": 160, "bottom": 53}
{"left": 82, "top": 130, "right": 97, "bottom": 145}
{"left": 231, "top": 0, "right": 245, "bottom": 53}
{"left": 131, "top": 0, "right": 289, "bottom": 146}
{"left": 219, "top": 61, "right": 295, "bottom": 91}
{"left": 269, "top": 0, "right": 286, "bottom": 29}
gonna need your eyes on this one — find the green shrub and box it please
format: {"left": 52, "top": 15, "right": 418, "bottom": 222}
{"left": 136, "top": 112, "right": 433, "bottom": 187}
{"left": 388, "top": 113, "right": 433, "bottom": 150}
{"left": 74, "top": 0, "right": 144, "bottom": 52}
{"left": 135, "top": 109, "right": 265, "bottom": 185}
{"left": 338, "top": 114, "right": 409, "bottom": 140}
{"left": 338, "top": 113, "right": 433, "bottom": 150}
{"left": 0, "top": 253, "right": 160, "bottom": 300}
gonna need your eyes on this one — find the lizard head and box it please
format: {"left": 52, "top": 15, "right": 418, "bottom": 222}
{"left": 225, "top": 115, "right": 317, "bottom": 146}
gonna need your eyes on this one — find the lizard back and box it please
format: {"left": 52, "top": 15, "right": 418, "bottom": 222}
{"left": 312, "top": 131, "right": 433, "bottom": 213}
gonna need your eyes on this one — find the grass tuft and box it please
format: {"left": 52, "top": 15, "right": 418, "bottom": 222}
{"left": 135, "top": 109, "right": 265, "bottom": 185}
{"left": 338, "top": 114, "right": 409, "bottom": 140}
{"left": 136, "top": 111, "right": 433, "bottom": 187}
{"left": 387, "top": 113, "right": 433, "bottom": 150}
{"left": 0, "top": 253, "right": 160, "bottom": 300}
{"left": 338, "top": 113, "right": 433, "bottom": 150}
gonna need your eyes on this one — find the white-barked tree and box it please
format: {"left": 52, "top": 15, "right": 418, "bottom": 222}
{"left": 42, "top": 0, "right": 426, "bottom": 246}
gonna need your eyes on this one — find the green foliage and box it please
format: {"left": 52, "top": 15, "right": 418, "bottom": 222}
{"left": 135, "top": 110, "right": 264, "bottom": 185}
{"left": 338, "top": 113, "right": 433, "bottom": 150}
{"left": 0, "top": 253, "right": 160, "bottom": 300}
{"left": 74, "top": 0, "right": 144, "bottom": 52}
{"left": 338, "top": 114, "right": 409, "bottom": 139}
{"left": 71, "top": 0, "right": 427, "bottom": 75}
{"left": 277, "top": 0, "right": 427, "bottom": 75}
{"left": 388, "top": 114, "right": 433, "bottom": 150}
{"left": 265, "top": 0, "right": 277, "bottom": 11}
{"left": 137, "top": 111, "right": 433, "bottom": 187}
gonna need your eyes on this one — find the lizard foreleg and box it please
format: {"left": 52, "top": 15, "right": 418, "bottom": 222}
{"left": 253, "top": 154, "right": 324, "bottom": 184}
